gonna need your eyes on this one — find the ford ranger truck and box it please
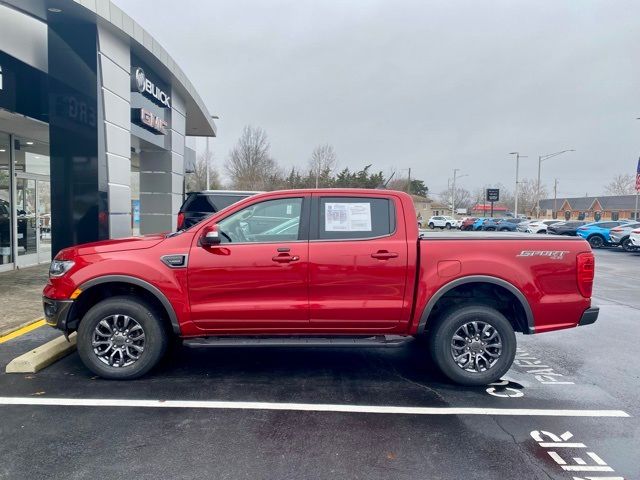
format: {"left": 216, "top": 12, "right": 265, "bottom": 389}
{"left": 43, "top": 189, "right": 598, "bottom": 385}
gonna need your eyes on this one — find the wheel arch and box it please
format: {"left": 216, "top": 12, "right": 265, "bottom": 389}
{"left": 69, "top": 275, "right": 181, "bottom": 335}
{"left": 417, "top": 275, "right": 534, "bottom": 335}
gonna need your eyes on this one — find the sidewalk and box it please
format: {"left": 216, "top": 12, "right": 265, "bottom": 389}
{"left": 0, "top": 264, "right": 49, "bottom": 334}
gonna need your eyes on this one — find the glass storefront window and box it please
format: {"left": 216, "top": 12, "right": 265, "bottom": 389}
{"left": 0, "top": 132, "right": 11, "bottom": 265}
{"left": 131, "top": 150, "right": 140, "bottom": 236}
{"left": 14, "top": 135, "right": 51, "bottom": 265}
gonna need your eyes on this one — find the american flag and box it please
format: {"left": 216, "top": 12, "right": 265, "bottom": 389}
{"left": 637, "top": 157, "right": 640, "bottom": 192}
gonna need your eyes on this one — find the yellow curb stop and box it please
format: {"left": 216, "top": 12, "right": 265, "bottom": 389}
{"left": 5, "top": 333, "right": 77, "bottom": 374}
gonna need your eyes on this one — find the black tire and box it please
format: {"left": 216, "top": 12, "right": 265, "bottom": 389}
{"left": 445, "top": 223, "right": 452, "bottom": 230}
{"left": 428, "top": 304, "right": 516, "bottom": 386}
{"left": 499, "top": 228, "right": 509, "bottom": 232}
{"left": 621, "top": 237, "right": 637, "bottom": 252}
{"left": 77, "top": 296, "right": 168, "bottom": 380}
{"left": 588, "top": 235, "right": 605, "bottom": 249}
{"left": 429, "top": 223, "right": 435, "bottom": 229}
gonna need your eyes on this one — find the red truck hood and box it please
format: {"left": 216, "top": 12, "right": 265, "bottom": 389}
{"left": 56, "top": 234, "right": 166, "bottom": 259}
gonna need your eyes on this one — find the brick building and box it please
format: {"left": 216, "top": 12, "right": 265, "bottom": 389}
{"left": 539, "top": 195, "right": 640, "bottom": 221}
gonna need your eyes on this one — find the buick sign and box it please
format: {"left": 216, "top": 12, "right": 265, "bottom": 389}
{"left": 132, "top": 67, "right": 170, "bottom": 108}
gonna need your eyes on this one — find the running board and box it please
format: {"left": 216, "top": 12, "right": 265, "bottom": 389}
{"left": 183, "top": 335, "right": 413, "bottom": 348}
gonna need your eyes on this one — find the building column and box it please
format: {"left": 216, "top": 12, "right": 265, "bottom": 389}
{"left": 97, "top": 25, "right": 132, "bottom": 238}
{"left": 139, "top": 90, "right": 185, "bottom": 234}
{"left": 48, "top": 18, "right": 105, "bottom": 256}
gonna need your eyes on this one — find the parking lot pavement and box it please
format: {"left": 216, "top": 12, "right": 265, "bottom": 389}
{"left": 0, "top": 264, "right": 49, "bottom": 334}
{"left": 0, "top": 249, "right": 638, "bottom": 479}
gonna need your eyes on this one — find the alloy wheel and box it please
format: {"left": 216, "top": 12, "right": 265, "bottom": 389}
{"left": 589, "top": 235, "right": 604, "bottom": 248}
{"left": 92, "top": 314, "right": 146, "bottom": 367}
{"left": 450, "top": 321, "right": 502, "bottom": 373}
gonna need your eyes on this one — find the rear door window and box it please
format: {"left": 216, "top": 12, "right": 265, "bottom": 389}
{"left": 315, "top": 197, "right": 395, "bottom": 240}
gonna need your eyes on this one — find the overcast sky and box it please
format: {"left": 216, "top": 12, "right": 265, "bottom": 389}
{"left": 114, "top": 0, "right": 640, "bottom": 198}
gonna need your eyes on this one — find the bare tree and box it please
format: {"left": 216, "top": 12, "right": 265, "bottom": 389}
{"left": 517, "top": 178, "right": 547, "bottom": 216}
{"left": 185, "top": 151, "right": 221, "bottom": 192}
{"left": 308, "top": 144, "right": 337, "bottom": 188}
{"left": 439, "top": 186, "right": 472, "bottom": 212}
{"left": 604, "top": 173, "right": 636, "bottom": 195}
{"left": 225, "top": 126, "right": 281, "bottom": 190}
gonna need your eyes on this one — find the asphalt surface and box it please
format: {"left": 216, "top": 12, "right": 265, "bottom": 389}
{"left": 0, "top": 248, "right": 638, "bottom": 479}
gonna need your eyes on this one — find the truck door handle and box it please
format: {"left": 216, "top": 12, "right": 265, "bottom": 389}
{"left": 272, "top": 254, "right": 300, "bottom": 263}
{"left": 371, "top": 250, "right": 398, "bottom": 260}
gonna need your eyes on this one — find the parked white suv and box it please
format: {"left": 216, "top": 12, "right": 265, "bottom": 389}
{"left": 427, "top": 216, "right": 459, "bottom": 229}
{"left": 526, "top": 219, "right": 561, "bottom": 234}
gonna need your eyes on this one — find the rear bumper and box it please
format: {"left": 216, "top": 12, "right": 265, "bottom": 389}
{"left": 43, "top": 297, "right": 74, "bottom": 331}
{"left": 578, "top": 307, "right": 599, "bottom": 327}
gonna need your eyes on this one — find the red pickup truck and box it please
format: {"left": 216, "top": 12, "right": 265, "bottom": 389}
{"left": 43, "top": 189, "right": 597, "bottom": 385}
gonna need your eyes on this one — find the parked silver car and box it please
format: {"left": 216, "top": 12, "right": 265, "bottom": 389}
{"left": 609, "top": 222, "right": 640, "bottom": 252}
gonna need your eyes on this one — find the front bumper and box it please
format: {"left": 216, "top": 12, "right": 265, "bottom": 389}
{"left": 43, "top": 297, "right": 74, "bottom": 331}
{"left": 578, "top": 307, "right": 599, "bottom": 327}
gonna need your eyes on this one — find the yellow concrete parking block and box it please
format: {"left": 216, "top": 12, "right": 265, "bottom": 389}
{"left": 5, "top": 333, "right": 77, "bottom": 374}
{"left": 0, "top": 319, "right": 46, "bottom": 344}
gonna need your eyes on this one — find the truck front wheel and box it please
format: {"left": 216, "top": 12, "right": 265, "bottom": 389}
{"left": 428, "top": 305, "right": 516, "bottom": 386}
{"left": 77, "top": 296, "right": 168, "bottom": 380}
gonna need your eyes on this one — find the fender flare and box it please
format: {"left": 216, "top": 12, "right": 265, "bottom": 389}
{"left": 79, "top": 275, "right": 181, "bottom": 335}
{"left": 416, "top": 275, "right": 535, "bottom": 335}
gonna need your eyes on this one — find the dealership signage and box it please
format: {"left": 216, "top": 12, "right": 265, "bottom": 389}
{"left": 132, "top": 108, "right": 168, "bottom": 135}
{"left": 132, "top": 67, "right": 170, "bottom": 108}
{"left": 486, "top": 188, "right": 500, "bottom": 202}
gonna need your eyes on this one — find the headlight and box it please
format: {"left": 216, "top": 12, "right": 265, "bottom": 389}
{"left": 49, "top": 260, "right": 75, "bottom": 278}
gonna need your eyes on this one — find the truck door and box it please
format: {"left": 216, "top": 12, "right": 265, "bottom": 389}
{"left": 188, "top": 195, "right": 310, "bottom": 331}
{"left": 308, "top": 194, "right": 409, "bottom": 329}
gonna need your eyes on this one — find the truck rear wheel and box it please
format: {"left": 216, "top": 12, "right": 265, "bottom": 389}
{"left": 428, "top": 304, "right": 516, "bottom": 386}
{"left": 77, "top": 296, "right": 168, "bottom": 380}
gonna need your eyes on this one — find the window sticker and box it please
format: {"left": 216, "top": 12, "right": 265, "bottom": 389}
{"left": 325, "top": 202, "right": 372, "bottom": 231}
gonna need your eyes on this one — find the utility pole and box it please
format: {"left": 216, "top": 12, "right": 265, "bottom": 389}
{"left": 553, "top": 178, "right": 559, "bottom": 219}
{"left": 407, "top": 168, "right": 411, "bottom": 195}
{"left": 536, "top": 150, "right": 574, "bottom": 218}
{"left": 451, "top": 169, "right": 459, "bottom": 216}
{"left": 510, "top": 152, "right": 527, "bottom": 217}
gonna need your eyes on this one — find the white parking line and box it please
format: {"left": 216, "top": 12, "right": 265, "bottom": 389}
{"left": 0, "top": 397, "right": 630, "bottom": 417}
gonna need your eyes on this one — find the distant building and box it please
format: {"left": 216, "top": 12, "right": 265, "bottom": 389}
{"left": 470, "top": 203, "right": 508, "bottom": 216}
{"left": 411, "top": 195, "right": 450, "bottom": 219}
{"left": 539, "top": 195, "right": 640, "bottom": 221}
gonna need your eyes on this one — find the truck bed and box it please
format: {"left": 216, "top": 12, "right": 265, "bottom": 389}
{"left": 419, "top": 231, "right": 583, "bottom": 241}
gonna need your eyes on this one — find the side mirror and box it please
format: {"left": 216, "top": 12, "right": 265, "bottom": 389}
{"left": 201, "top": 224, "right": 222, "bottom": 246}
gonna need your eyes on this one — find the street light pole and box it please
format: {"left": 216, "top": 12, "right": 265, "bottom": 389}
{"left": 451, "top": 169, "right": 459, "bottom": 216}
{"left": 536, "top": 149, "right": 575, "bottom": 218}
{"left": 509, "top": 152, "right": 527, "bottom": 217}
{"left": 553, "top": 178, "right": 559, "bottom": 218}
{"left": 450, "top": 169, "right": 468, "bottom": 216}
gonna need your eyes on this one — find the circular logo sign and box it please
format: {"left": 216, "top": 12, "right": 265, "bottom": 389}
{"left": 134, "top": 67, "right": 146, "bottom": 93}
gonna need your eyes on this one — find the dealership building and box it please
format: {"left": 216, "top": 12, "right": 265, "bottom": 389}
{"left": 0, "top": 0, "right": 216, "bottom": 272}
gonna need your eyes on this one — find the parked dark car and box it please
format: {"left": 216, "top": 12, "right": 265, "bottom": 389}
{"left": 177, "top": 190, "right": 260, "bottom": 230}
{"left": 547, "top": 221, "right": 587, "bottom": 236}
{"left": 495, "top": 218, "right": 526, "bottom": 231}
